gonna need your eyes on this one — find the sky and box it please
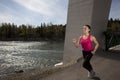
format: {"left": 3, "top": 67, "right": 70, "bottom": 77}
{"left": 0, "top": 0, "right": 120, "bottom": 26}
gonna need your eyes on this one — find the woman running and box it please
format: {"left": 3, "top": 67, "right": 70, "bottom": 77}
{"left": 72, "top": 25, "right": 99, "bottom": 78}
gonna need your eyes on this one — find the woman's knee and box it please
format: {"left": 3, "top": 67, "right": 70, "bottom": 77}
{"left": 82, "top": 61, "right": 87, "bottom": 68}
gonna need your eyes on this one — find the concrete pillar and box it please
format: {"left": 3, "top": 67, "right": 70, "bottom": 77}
{"left": 63, "top": 0, "right": 112, "bottom": 65}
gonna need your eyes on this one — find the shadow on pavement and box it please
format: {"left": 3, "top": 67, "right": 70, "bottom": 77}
{"left": 96, "top": 49, "right": 120, "bottom": 61}
{"left": 91, "top": 76, "right": 101, "bottom": 80}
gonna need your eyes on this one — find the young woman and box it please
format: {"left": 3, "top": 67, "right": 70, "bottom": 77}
{"left": 72, "top": 25, "right": 99, "bottom": 78}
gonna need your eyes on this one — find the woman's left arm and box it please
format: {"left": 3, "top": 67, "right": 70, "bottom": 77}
{"left": 91, "top": 36, "right": 99, "bottom": 54}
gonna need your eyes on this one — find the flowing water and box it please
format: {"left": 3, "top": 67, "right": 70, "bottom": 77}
{"left": 0, "top": 41, "right": 64, "bottom": 75}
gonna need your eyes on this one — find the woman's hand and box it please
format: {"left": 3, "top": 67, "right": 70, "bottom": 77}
{"left": 72, "top": 38, "right": 77, "bottom": 44}
{"left": 91, "top": 51, "right": 95, "bottom": 54}
{"left": 72, "top": 38, "right": 80, "bottom": 48}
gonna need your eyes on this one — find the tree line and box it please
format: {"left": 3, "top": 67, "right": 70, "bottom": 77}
{"left": 107, "top": 18, "right": 120, "bottom": 31}
{"left": 0, "top": 18, "right": 120, "bottom": 41}
{"left": 0, "top": 23, "right": 66, "bottom": 41}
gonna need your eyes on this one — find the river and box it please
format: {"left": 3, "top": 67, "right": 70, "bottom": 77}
{"left": 0, "top": 41, "right": 64, "bottom": 75}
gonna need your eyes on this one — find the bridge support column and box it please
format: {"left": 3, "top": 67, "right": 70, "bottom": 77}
{"left": 63, "top": 0, "right": 112, "bottom": 66}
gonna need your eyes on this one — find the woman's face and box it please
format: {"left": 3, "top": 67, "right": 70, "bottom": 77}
{"left": 82, "top": 26, "right": 90, "bottom": 34}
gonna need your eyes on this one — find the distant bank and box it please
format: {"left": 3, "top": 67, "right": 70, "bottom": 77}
{"left": 0, "top": 38, "right": 64, "bottom": 42}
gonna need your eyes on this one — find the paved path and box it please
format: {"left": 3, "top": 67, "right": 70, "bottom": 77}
{"left": 41, "top": 49, "right": 120, "bottom": 80}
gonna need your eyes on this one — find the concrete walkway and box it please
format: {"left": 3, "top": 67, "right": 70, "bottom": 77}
{"left": 41, "top": 49, "right": 120, "bottom": 80}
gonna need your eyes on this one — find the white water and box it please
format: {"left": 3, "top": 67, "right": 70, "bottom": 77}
{"left": 0, "top": 41, "right": 64, "bottom": 75}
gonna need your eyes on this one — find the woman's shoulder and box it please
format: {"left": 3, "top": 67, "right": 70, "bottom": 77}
{"left": 90, "top": 34, "right": 94, "bottom": 37}
{"left": 90, "top": 35, "right": 96, "bottom": 40}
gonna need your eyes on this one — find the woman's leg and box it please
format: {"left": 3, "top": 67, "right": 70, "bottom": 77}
{"left": 82, "top": 51, "right": 93, "bottom": 72}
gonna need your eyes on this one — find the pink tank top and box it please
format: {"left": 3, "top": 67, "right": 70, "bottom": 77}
{"left": 80, "top": 34, "right": 94, "bottom": 51}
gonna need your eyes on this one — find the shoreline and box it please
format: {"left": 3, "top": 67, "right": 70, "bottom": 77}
{"left": 0, "top": 63, "right": 69, "bottom": 80}
{"left": 0, "top": 38, "right": 65, "bottom": 42}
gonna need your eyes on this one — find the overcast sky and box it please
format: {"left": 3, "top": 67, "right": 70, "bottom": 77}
{"left": 0, "top": 0, "right": 120, "bottom": 26}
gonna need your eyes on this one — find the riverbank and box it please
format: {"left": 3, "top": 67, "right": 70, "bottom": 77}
{"left": 0, "top": 64, "right": 68, "bottom": 80}
{"left": 0, "top": 38, "right": 65, "bottom": 42}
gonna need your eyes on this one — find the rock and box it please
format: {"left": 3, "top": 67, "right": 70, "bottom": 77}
{"left": 15, "top": 70, "right": 24, "bottom": 73}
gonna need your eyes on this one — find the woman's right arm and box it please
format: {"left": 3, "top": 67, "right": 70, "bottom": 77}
{"left": 72, "top": 36, "right": 81, "bottom": 48}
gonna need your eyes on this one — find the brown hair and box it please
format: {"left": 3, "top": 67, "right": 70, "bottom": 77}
{"left": 85, "top": 25, "right": 91, "bottom": 33}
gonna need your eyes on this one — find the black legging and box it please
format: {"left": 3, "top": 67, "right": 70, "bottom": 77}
{"left": 82, "top": 51, "right": 93, "bottom": 72}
